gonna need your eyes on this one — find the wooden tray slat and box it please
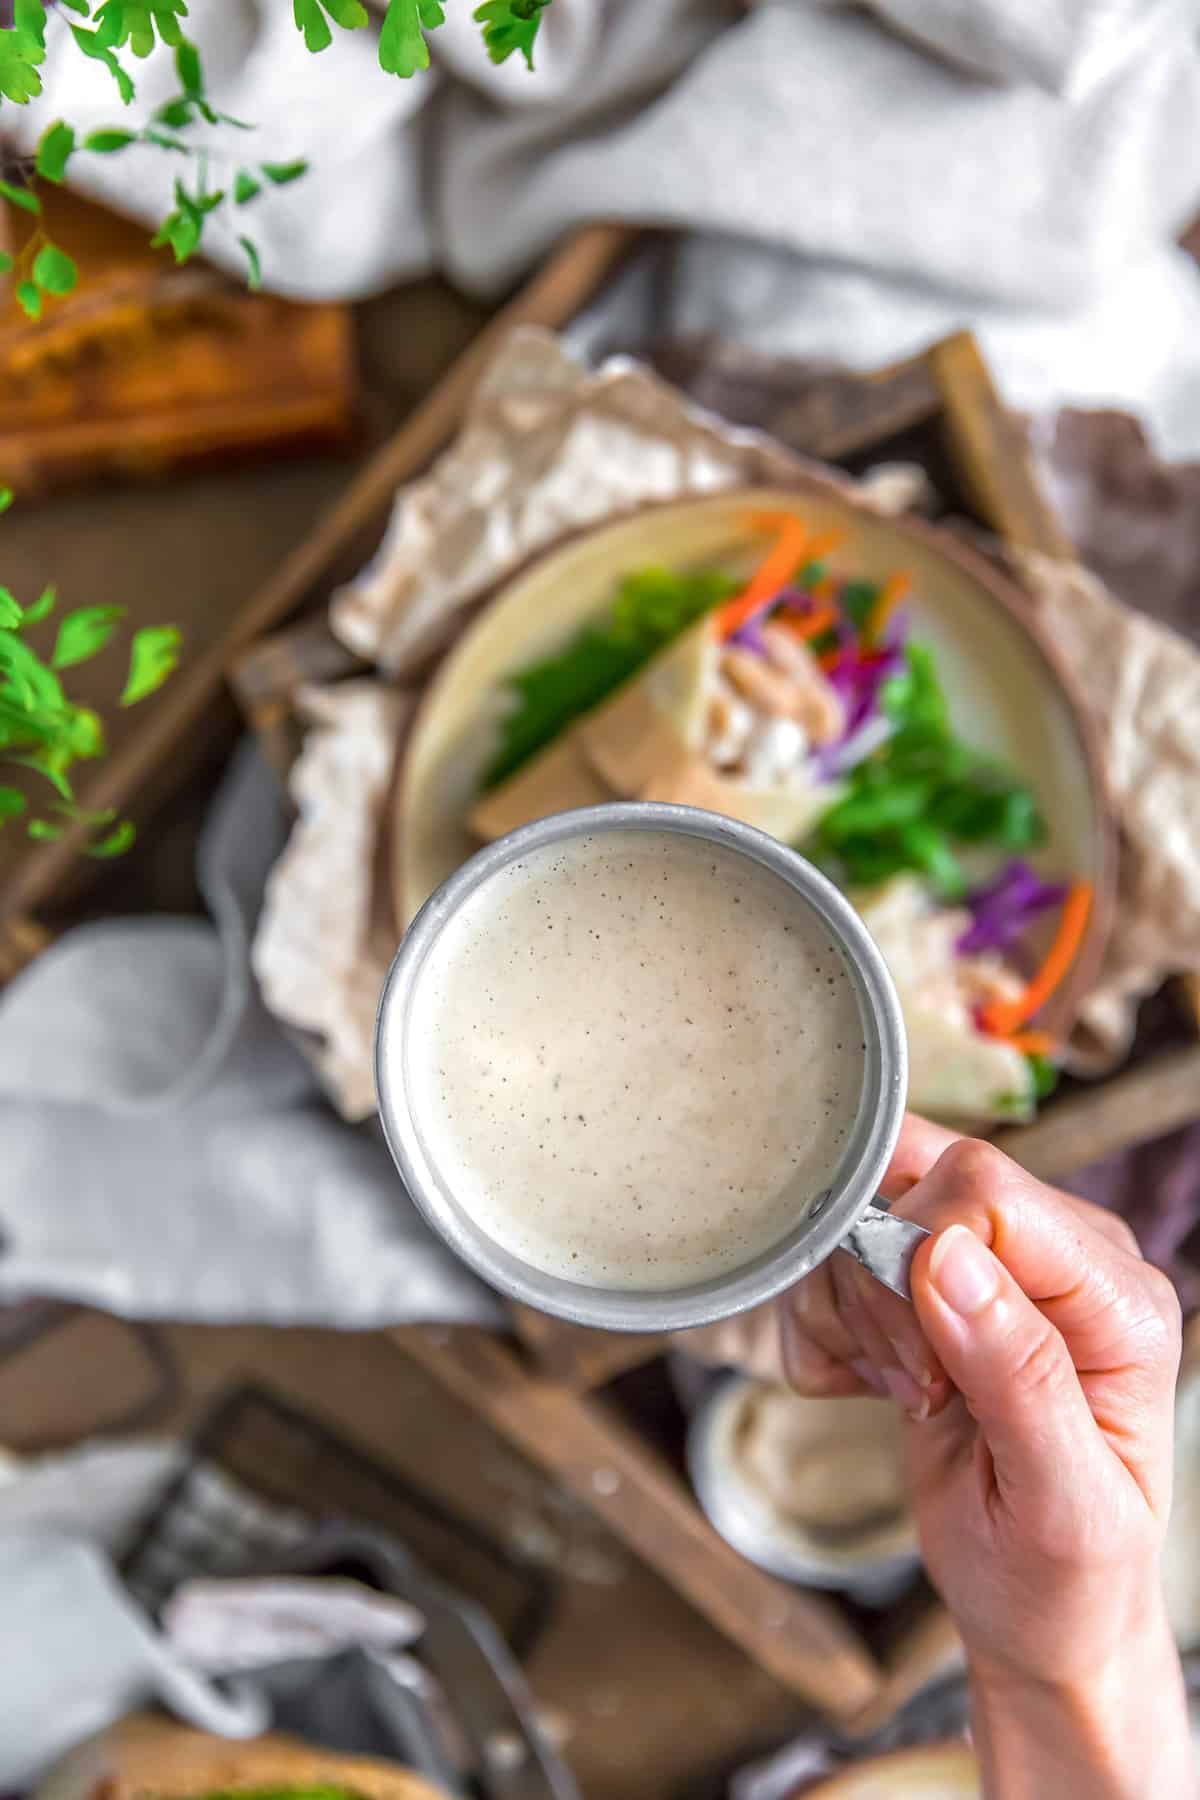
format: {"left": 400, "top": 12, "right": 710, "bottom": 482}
{"left": 396, "top": 1324, "right": 882, "bottom": 1722}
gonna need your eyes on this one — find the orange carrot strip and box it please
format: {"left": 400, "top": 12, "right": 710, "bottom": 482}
{"left": 804, "top": 529, "right": 847, "bottom": 563}
{"left": 778, "top": 604, "right": 840, "bottom": 644}
{"left": 980, "top": 881, "right": 1093, "bottom": 1036}
{"left": 1001, "top": 1029, "right": 1057, "bottom": 1057}
{"left": 746, "top": 509, "right": 807, "bottom": 534}
{"left": 864, "top": 571, "right": 913, "bottom": 645}
{"left": 716, "top": 519, "right": 809, "bottom": 640}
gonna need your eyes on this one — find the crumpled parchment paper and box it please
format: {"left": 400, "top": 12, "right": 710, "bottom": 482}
{"left": 252, "top": 682, "right": 411, "bottom": 1120}
{"left": 253, "top": 328, "right": 1200, "bottom": 1120}
{"left": 1018, "top": 550, "right": 1200, "bottom": 1060}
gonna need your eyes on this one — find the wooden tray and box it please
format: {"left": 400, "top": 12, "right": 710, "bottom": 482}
{"left": 219, "top": 262, "right": 1200, "bottom": 1732}
{"left": 13, "top": 221, "right": 1197, "bottom": 1730}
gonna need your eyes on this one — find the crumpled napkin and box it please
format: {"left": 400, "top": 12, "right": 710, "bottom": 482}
{"left": 162, "top": 1576, "right": 424, "bottom": 1673}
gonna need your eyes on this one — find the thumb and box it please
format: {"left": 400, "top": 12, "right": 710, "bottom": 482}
{"left": 913, "top": 1223, "right": 1103, "bottom": 1523}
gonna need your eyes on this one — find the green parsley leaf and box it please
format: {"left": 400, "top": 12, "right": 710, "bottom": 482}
{"left": 84, "top": 127, "right": 138, "bottom": 151}
{"left": 378, "top": 0, "right": 436, "bottom": 76}
{"left": 27, "top": 816, "right": 63, "bottom": 841}
{"left": 473, "top": 0, "right": 551, "bottom": 69}
{"left": 56, "top": 0, "right": 92, "bottom": 14}
{"left": 144, "top": 129, "right": 189, "bottom": 151}
{"left": 0, "top": 179, "right": 41, "bottom": 217}
{"left": 15, "top": 0, "right": 46, "bottom": 46}
{"left": 70, "top": 23, "right": 136, "bottom": 101}
{"left": 52, "top": 604, "right": 126, "bottom": 670}
{"left": 174, "top": 34, "right": 201, "bottom": 92}
{"left": 234, "top": 168, "right": 261, "bottom": 205}
{"left": 260, "top": 159, "right": 308, "bottom": 185}
{"left": 94, "top": 0, "right": 187, "bottom": 57}
{"left": 22, "top": 585, "right": 56, "bottom": 624}
{"left": 5, "top": 751, "right": 74, "bottom": 801}
{"left": 240, "top": 235, "right": 262, "bottom": 290}
{"left": 33, "top": 245, "right": 79, "bottom": 297}
{"left": 0, "top": 489, "right": 13, "bottom": 514}
{"left": 320, "top": 0, "right": 370, "bottom": 22}
{"left": 36, "top": 121, "right": 77, "bottom": 183}
{"left": 155, "top": 95, "right": 193, "bottom": 127}
{"left": 152, "top": 208, "right": 201, "bottom": 262}
{"left": 0, "top": 625, "right": 67, "bottom": 712}
{"left": 91, "top": 0, "right": 123, "bottom": 47}
{"left": 294, "top": 0, "right": 333, "bottom": 53}
{"left": 16, "top": 281, "right": 42, "bottom": 320}
{"left": 0, "top": 786, "right": 26, "bottom": 821}
{"left": 0, "top": 0, "right": 46, "bottom": 104}
{"left": 86, "top": 817, "right": 136, "bottom": 856}
{"left": 0, "top": 251, "right": 11, "bottom": 274}
{"left": 120, "top": 624, "right": 181, "bottom": 704}
{"left": 61, "top": 705, "right": 104, "bottom": 758}
{"left": 0, "top": 589, "right": 21, "bottom": 629}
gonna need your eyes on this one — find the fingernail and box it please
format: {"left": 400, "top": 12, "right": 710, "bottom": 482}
{"left": 930, "top": 1224, "right": 999, "bottom": 1317}
{"left": 880, "top": 1366, "right": 931, "bottom": 1420}
{"left": 850, "top": 1358, "right": 887, "bottom": 1397}
{"left": 888, "top": 1334, "right": 935, "bottom": 1389}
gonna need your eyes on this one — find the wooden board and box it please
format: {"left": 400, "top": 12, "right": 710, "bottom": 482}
{"left": 0, "top": 186, "right": 357, "bottom": 494}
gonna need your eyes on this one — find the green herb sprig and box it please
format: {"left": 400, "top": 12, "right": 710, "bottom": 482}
{"left": 810, "top": 641, "right": 1046, "bottom": 896}
{"left": 0, "top": 1, "right": 554, "bottom": 313}
{"left": 0, "top": 488, "right": 180, "bottom": 853}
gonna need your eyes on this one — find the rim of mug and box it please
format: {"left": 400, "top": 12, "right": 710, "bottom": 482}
{"left": 374, "top": 803, "right": 908, "bottom": 1332}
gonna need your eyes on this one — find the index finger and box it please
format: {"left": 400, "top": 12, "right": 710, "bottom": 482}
{"left": 849, "top": 1120, "right": 1154, "bottom": 1414}
{"left": 882, "top": 1113, "right": 1140, "bottom": 1254}
{"left": 906, "top": 1140, "right": 1174, "bottom": 1379}
{"left": 879, "top": 1114, "right": 961, "bottom": 1201}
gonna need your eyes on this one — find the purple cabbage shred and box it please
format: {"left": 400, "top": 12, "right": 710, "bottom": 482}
{"left": 956, "top": 859, "right": 1068, "bottom": 954}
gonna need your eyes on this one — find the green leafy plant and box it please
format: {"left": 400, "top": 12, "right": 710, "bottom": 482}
{"left": 0, "top": 488, "right": 180, "bottom": 850}
{"left": 0, "top": 0, "right": 554, "bottom": 311}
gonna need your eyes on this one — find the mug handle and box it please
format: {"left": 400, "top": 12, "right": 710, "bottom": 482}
{"left": 841, "top": 1203, "right": 932, "bottom": 1301}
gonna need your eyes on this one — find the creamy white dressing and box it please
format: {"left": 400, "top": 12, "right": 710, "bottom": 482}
{"left": 402, "top": 829, "right": 864, "bottom": 1290}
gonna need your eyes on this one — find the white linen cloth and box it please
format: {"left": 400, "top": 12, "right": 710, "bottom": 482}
{"left": 0, "top": 743, "right": 499, "bottom": 1326}
{"left": 8, "top": 0, "right": 1200, "bottom": 452}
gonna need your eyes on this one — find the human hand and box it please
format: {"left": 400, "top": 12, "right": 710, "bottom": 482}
{"left": 778, "top": 1117, "right": 1192, "bottom": 1796}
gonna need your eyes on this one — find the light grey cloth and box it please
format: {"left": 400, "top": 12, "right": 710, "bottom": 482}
{"left": 0, "top": 1443, "right": 427, "bottom": 1787}
{"left": 0, "top": 745, "right": 499, "bottom": 1327}
{"left": 0, "top": 1528, "right": 267, "bottom": 1788}
{"left": 9, "top": 0, "right": 1200, "bottom": 452}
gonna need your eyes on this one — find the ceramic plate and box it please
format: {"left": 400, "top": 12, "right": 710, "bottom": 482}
{"left": 395, "top": 485, "right": 1113, "bottom": 1034}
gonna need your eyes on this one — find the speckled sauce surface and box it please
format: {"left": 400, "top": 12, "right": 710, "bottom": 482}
{"left": 404, "top": 829, "right": 865, "bottom": 1290}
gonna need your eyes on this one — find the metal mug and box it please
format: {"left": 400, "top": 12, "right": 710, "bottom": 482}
{"left": 375, "top": 802, "right": 929, "bottom": 1332}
